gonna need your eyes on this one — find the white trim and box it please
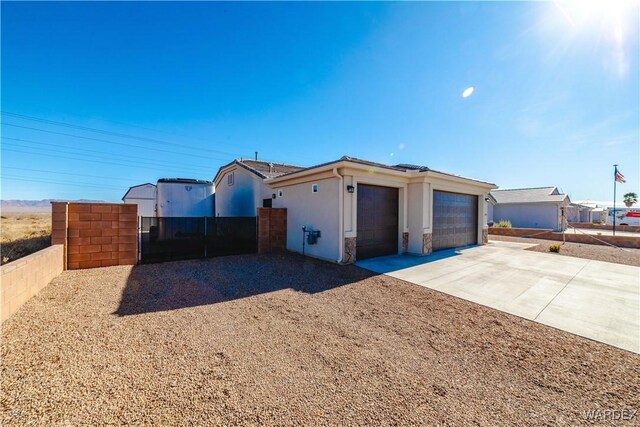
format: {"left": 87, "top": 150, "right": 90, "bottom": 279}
{"left": 331, "top": 168, "right": 344, "bottom": 263}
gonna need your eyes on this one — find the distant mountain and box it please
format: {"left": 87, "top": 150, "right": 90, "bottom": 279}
{"left": 1, "top": 199, "right": 107, "bottom": 214}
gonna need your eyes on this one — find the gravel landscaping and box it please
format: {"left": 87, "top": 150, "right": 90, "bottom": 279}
{"left": 491, "top": 235, "right": 640, "bottom": 267}
{"left": 2, "top": 253, "right": 639, "bottom": 425}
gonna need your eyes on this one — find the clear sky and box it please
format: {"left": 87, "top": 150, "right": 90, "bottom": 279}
{"left": 1, "top": 1, "right": 638, "bottom": 203}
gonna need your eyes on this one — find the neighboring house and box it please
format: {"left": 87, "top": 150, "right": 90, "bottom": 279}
{"left": 491, "top": 187, "right": 570, "bottom": 231}
{"left": 122, "top": 183, "right": 157, "bottom": 217}
{"left": 485, "top": 192, "right": 497, "bottom": 226}
{"left": 572, "top": 200, "right": 609, "bottom": 223}
{"left": 213, "top": 159, "right": 304, "bottom": 217}
{"left": 566, "top": 203, "right": 593, "bottom": 223}
{"left": 260, "top": 156, "right": 496, "bottom": 263}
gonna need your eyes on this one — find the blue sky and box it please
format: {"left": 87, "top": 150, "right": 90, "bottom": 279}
{"left": 1, "top": 1, "right": 638, "bottom": 203}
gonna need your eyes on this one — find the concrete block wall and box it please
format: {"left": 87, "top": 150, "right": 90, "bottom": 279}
{"left": 51, "top": 202, "right": 138, "bottom": 270}
{"left": 257, "top": 208, "right": 287, "bottom": 253}
{"left": 488, "top": 227, "right": 552, "bottom": 237}
{"left": 1, "top": 245, "right": 64, "bottom": 323}
{"left": 568, "top": 222, "right": 640, "bottom": 233}
{"left": 489, "top": 227, "right": 640, "bottom": 249}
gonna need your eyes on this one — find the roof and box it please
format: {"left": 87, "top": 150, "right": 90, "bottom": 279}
{"left": 271, "top": 156, "right": 495, "bottom": 186}
{"left": 158, "top": 178, "right": 212, "bottom": 184}
{"left": 237, "top": 159, "right": 304, "bottom": 179}
{"left": 569, "top": 202, "right": 593, "bottom": 210}
{"left": 490, "top": 187, "right": 569, "bottom": 204}
{"left": 302, "top": 156, "right": 408, "bottom": 174}
{"left": 121, "top": 182, "right": 156, "bottom": 201}
{"left": 213, "top": 159, "right": 304, "bottom": 184}
{"left": 395, "top": 163, "right": 430, "bottom": 172}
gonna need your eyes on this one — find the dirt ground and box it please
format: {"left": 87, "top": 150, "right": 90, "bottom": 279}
{"left": 490, "top": 235, "right": 640, "bottom": 267}
{"left": 2, "top": 253, "right": 639, "bottom": 426}
{"left": 0, "top": 214, "right": 51, "bottom": 265}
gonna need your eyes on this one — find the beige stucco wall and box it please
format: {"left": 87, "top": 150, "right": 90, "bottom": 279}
{"left": 1, "top": 245, "right": 64, "bottom": 323}
{"left": 269, "top": 164, "right": 493, "bottom": 262}
{"left": 272, "top": 177, "right": 341, "bottom": 262}
{"left": 343, "top": 169, "right": 408, "bottom": 255}
{"left": 215, "top": 166, "right": 271, "bottom": 217}
{"left": 407, "top": 182, "right": 430, "bottom": 254}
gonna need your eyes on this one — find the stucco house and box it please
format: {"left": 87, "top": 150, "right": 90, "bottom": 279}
{"left": 215, "top": 156, "right": 496, "bottom": 263}
{"left": 566, "top": 202, "right": 593, "bottom": 223}
{"left": 485, "top": 192, "right": 497, "bottom": 226}
{"left": 213, "top": 159, "right": 304, "bottom": 217}
{"left": 491, "top": 186, "right": 570, "bottom": 231}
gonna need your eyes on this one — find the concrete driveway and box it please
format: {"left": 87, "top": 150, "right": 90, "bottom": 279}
{"left": 356, "top": 241, "right": 640, "bottom": 353}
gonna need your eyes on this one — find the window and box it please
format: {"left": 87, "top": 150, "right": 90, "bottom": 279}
{"left": 278, "top": 190, "right": 283, "bottom": 197}
{"left": 227, "top": 172, "right": 234, "bottom": 186}
{"left": 312, "top": 184, "right": 318, "bottom": 193}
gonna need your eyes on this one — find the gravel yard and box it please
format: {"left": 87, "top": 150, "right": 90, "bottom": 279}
{"left": 2, "top": 253, "right": 639, "bottom": 425}
{"left": 491, "top": 235, "right": 640, "bottom": 267}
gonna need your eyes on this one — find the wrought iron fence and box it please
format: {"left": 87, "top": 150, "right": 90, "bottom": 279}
{"left": 139, "top": 216, "right": 257, "bottom": 263}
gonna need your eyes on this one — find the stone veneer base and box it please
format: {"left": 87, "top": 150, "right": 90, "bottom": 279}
{"left": 422, "top": 233, "right": 432, "bottom": 255}
{"left": 343, "top": 237, "right": 356, "bottom": 264}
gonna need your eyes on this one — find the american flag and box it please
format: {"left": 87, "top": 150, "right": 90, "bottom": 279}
{"left": 615, "top": 169, "right": 626, "bottom": 184}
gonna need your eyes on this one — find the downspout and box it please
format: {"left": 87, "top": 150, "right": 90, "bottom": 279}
{"left": 332, "top": 167, "right": 344, "bottom": 263}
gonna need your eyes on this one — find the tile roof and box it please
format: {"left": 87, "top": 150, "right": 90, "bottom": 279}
{"left": 237, "top": 159, "right": 304, "bottom": 179}
{"left": 269, "top": 156, "right": 494, "bottom": 186}
{"left": 490, "top": 187, "right": 569, "bottom": 204}
{"left": 394, "top": 163, "right": 430, "bottom": 172}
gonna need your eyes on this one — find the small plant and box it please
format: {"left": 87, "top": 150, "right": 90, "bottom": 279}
{"left": 549, "top": 243, "right": 561, "bottom": 253}
{"left": 623, "top": 192, "right": 637, "bottom": 207}
{"left": 494, "top": 220, "right": 512, "bottom": 228}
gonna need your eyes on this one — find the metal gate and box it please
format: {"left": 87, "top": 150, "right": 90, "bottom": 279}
{"left": 139, "top": 217, "right": 257, "bottom": 263}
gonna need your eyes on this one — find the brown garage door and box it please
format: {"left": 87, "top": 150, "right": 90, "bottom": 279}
{"left": 432, "top": 190, "right": 478, "bottom": 251}
{"left": 357, "top": 184, "right": 399, "bottom": 260}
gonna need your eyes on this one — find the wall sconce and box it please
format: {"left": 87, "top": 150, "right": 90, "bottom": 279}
{"left": 347, "top": 185, "right": 355, "bottom": 193}
{"left": 272, "top": 193, "right": 276, "bottom": 199}
{"left": 484, "top": 197, "right": 490, "bottom": 202}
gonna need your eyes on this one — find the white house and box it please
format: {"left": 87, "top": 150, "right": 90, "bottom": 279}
{"left": 215, "top": 156, "right": 496, "bottom": 263}
{"left": 572, "top": 200, "right": 609, "bottom": 223}
{"left": 491, "top": 187, "right": 570, "bottom": 231}
{"left": 213, "top": 159, "right": 304, "bottom": 217}
{"left": 122, "top": 183, "right": 157, "bottom": 217}
{"left": 566, "top": 203, "right": 593, "bottom": 223}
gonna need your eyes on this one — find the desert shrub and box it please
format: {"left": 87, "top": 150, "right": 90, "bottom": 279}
{"left": 1, "top": 214, "right": 51, "bottom": 265}
{"left": 494, "top": 220, "right": 512, "bottom": 228}
{"left": 549, "top": 243, "right": 561, "bottom": 253}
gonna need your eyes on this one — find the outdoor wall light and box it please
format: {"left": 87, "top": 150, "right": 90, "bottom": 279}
{"left": 347, "top": 185, "right": 355, "bottom": 193}
{"left": 272, "top": 193, "right": 276, "bottom": 199}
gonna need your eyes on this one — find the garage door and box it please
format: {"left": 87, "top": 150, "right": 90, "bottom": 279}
{"left": 357, "top": 185, "right": 399, "bottom": 260}
{"left": 432, "top": 191, "right": 478, "bottom": 251}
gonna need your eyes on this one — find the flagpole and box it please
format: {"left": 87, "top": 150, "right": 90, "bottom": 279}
{"left": 613, "top": 164, "right": 617, "bottom": 236}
